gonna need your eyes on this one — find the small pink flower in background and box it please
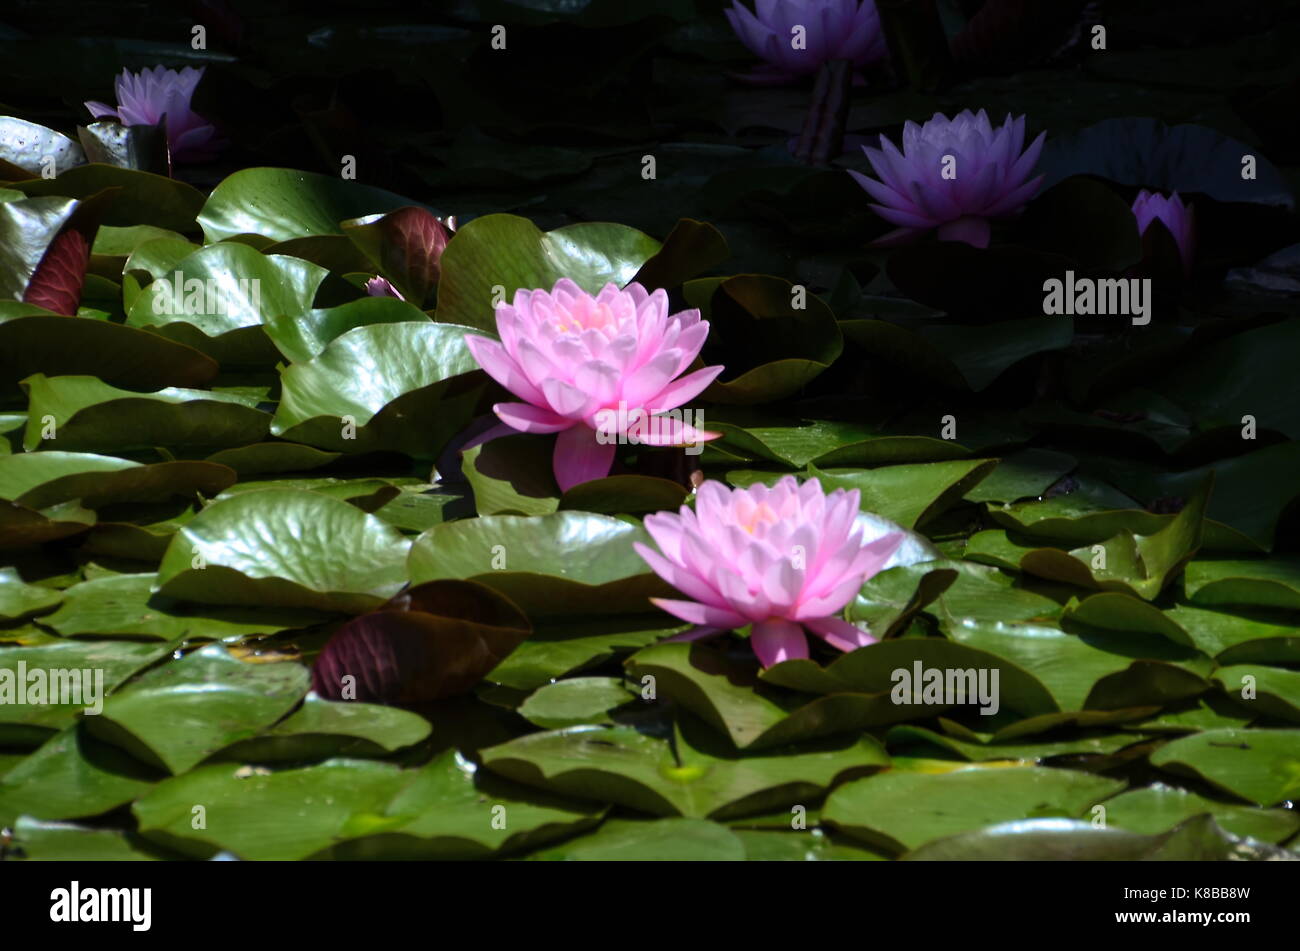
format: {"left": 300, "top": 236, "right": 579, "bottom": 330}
{"left": 634, "top": 476, "right": 904, "bottom": 668}
{"left": 365, "top": 276, "right": 405, "bottom": 299}
{"left": 463, "top": 279, "right": 724, "bottom": 492}
{"left": 85, "top": 66, "right": 221, "bottom": 163}
{"left": 1132, "top": 190, "right": 1194, "bottom": 275}
{"left": 849, "top": 110, "right": 1045, "bottom": 248}
{"left": 726, "top": 0, "right": 888, "bottom": 84}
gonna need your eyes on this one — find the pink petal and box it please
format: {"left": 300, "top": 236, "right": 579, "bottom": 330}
{"left": 553, "top": 424, "right": 617, "bottom": 491}
{"left": 646, "top": 364, "right": 725, "bottom": 411}
{"left": 634, "top": 542, "right": 732, "bottom": 609}
{"left": 805, "top": 617, "right": 877, "bottom": 653}
{"left": 494, "top": 402, "right": 572, "bottom": 434}
{"left": 464, "top": 334, "right": 546, "bottom": 406}
{"left": 750, "top": 618, "right": 809, "bottom": 668}
{"left": 649, "top": 597, "right": 747, "bottom": 629}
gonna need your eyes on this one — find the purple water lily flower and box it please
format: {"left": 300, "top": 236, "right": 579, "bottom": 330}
{"left": 85, "top": 66, "right": 221, "bottom": 164}
{"left": 849, "top": 109, "right": 1046, "bottom": 248}
{"left": 725, "top": 0, "right": 888, "bottom": 85}
{"left": 1132, "top": 190, "right": 1194, "bottom": 275}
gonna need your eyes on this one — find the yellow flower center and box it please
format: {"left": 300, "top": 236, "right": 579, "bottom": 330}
{"left": 556, "top": 298, "right": 615, "bottom": 334}
{"left": 739, "top": 501, "right": 779, "bottom": 534}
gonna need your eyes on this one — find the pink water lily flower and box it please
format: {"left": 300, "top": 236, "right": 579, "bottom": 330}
{"left": 634, "top": 476, "right": 905, "bottom": 667}
{"left": 849, "top": 110, "right": 1045, "bottom": 248}
{"left": 463, "top": 279, "right": 724, "bottom": 492}
{"left": 726, "top": 0, "right": 888, "bottom": 84}
{"left": 1132, "top": 190, "right": 1194, "bottom": 275}
{"left": 85, "top": 66, "right": 221, "bottom": 163}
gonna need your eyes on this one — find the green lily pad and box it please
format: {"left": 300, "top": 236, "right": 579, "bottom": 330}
{"left": 481, "top": 720, "right": 887, "bottom": 819}
{"left": 1059, "top": 592, "right": 1195, "bottom": 647}
{"left": 272, "top": 321, "right": 486, "bottom": 457}
{"left": 699, "top": 275, "right": 842, "bottom": 404}
{"left": 133, "top": 749, "right": 601, "bottom": 860}
{"left": 0, "top": 306, "right": 218, "bottom": 394}
{"left": 809, "top": 459, "right": 996, "bottom": 529}
{"left": 4, "top": 816, "right": 177, "bottom": 861}
{"left": 436, "top": 213, "right": 661, "bottom": 333}
{"left": 1184, "top": 557, "right": 1300, "bottom": 611}
{"left": 529, "top": 817, "right": 745, "bottom": 861}
{"left": 11, "top": 164, "right": 205, "bottom": 232}
{"left": 408, "top": 510, "right": 670, "bottom": 616}
{"left": 43, "top": 573, "right": 331, "bottom": 641}
{"left": 0, "top": 450, "right": 235, "bottom": 509}
{"left": 264, "top": 296, "right": 431, "bottom": 365}
{"left": 124, "top": 242, "right": 327, "bottom": 360}
{"left": 823, "top": 766, "right": 1126, "bottom": 853}
{"left": 203, "top": 442, "right": 343, "bottom": 477}
{"left": 1211, "top": 665, "right": 1300, "bottom": 724}
{"left": 902, "top": 814, "right": 1296, "bottom": 860}
{"left": 734, "top": 828, "right": 888, "bottom": 861}
{"left": 0, "top": 638, "right": 171, "bottom": 745}
{"left": 0, "top": 723, "right": 161, "bottom": 825}
{"left": 1101, "top": 784, "right": 1300, "bottom": 843}
{"left": 943, "top": 618, "right": 1209, "bottom": 717}
{"left": 848, "top": 562, "right": 959, "bottom": 638}
{"left": 0, "top": 498, "right": 96, "bottom": 551}
{"left": 156, "top": 487, "right": 412, "bottom": 613}
{"left": 964, "top": 449, "right": 1078, "bottom": 504}
{"left": 20, "top": 374, "right": 271, "bottom": 452}
{"left": 197, "top": 167, "right": 425, "bottom": 244}
{"left": 0, "top": 567, "right": 63, "bottom": 620}
{"left": 487, "top": 614, "right": 688, "bottom": 691}
{"left": 461, "top": 436, "right": 560, "bottom": 517}
{"left": 885, "top": 723, "right": 1148, "bottom": 763}
{"left": 517, "top": 677, "right": 638, "bottom": 729}
{"left": 1164, "top": 603, "right": 1300, "bottom": 664}
{"left": 87, "top": 644, "right": 309, "bottom": 774}
{"left": 1148, "top": 728, "right": 1300, "bottom": 806}
{"left": 214, "top": 693, "right": 432, "bottom": 763}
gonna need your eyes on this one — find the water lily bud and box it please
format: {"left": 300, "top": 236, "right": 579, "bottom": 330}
{"left": 1132, "top": 189, "right": 1195, "bottom": 276}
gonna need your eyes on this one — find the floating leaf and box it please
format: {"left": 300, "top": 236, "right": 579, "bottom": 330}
{"left": 823, "top": 766, "right": 1125, "bottom": 853}
{"left": 436, "top": 213, "right": 661, "bottom": 332}
{"left": 408, "top": 510, "right": 670, "bottom": 617}
{"left": 311, "top": 580, "right": 532, "bottom": 702}
{"left": 156, "top": 488, "right": 412, "bottom": 613}
{"left": 88, "top": 644, "right": 309, "bottom": 774}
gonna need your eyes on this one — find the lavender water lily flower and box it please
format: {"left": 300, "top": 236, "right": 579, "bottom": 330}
{"left": 1132, "top": 190, "right": 1194, "bottom": 275}
{"left": 85, "top": 66, "right": 221, "bottom": 164}
{"left": 725, "top": 0, "right": 888, "bottom": 84}
{"left": 849, "top": 110, "right": 1045, "bottom": 248}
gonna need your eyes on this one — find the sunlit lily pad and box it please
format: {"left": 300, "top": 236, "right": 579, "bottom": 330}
{"left": 156, "top": 487, "right": 412, "bottom": 613}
